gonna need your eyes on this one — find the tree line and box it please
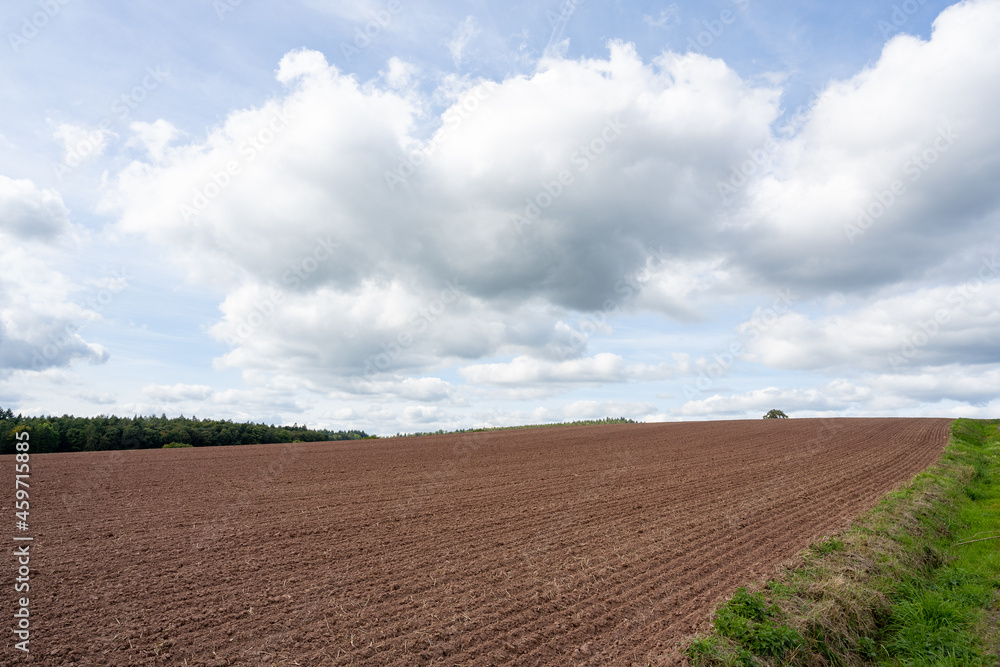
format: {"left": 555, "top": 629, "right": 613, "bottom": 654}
{"left": 0, "top": 407, "right": 369, "bottom": 455}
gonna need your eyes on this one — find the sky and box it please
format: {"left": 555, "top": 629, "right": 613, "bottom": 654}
{"left": 1, "top": 0, "right": 998, "bottom": 435}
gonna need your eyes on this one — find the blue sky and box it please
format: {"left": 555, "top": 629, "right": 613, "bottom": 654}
{"left": 1, "top": 0, "right": 998, "bottom": 434}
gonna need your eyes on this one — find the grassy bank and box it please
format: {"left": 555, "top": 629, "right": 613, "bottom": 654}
{"left": 683, "top": 418, "right": 1000, "bottom": 666}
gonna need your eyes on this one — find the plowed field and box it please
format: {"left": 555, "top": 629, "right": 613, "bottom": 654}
{"left": 5, "top": 417, "right": 951, "bottom": 665}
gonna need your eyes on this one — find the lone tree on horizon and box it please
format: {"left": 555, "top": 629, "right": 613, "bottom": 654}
{"left": 763, "top": 409, "right": 789, "bottom": 419}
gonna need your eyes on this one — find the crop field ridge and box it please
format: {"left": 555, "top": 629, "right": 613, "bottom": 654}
{"left": 8, "top": 417, "right": 951, "bottom": 664}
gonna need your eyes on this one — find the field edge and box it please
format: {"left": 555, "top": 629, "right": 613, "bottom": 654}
{"left": 678, "top": 417, "right": 1000, "bottom": 666}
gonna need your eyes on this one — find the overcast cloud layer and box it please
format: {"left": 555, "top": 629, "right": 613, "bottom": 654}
{"left": 2, "top": 0, "right": 998, "bottom": 432}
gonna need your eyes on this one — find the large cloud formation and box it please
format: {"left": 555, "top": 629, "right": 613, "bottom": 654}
{"left": 105, "top": 42, "right": 779, "bottom": 381}
{"left": 103, "top": 0, "right": 1000, "bottom": 412}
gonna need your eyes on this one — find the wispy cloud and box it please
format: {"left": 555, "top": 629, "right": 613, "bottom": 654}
{"left": 51, "top": 122, "right": 115, "bottom": 166}
{"left": 448, "top": 16, "right": 481, "bottom": 67}
{"left": 643, "top": 5, "right": 679, "bottom": 28}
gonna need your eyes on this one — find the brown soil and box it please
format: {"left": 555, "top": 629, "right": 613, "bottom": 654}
{"left": 3, "top": 417, "right": 951, "bottom": 665}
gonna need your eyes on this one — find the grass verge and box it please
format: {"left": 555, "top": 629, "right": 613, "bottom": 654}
{"left": 682, "top": 418, "right": 1000, "bottom": 666}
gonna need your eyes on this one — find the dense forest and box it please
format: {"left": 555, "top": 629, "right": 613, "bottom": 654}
{"left": 0, "top": 407, "right": 369, "bottom": 455}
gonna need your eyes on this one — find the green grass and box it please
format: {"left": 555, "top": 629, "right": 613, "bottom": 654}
{"left": 683, "top": 418, "right": 1000, "bottom": 666}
